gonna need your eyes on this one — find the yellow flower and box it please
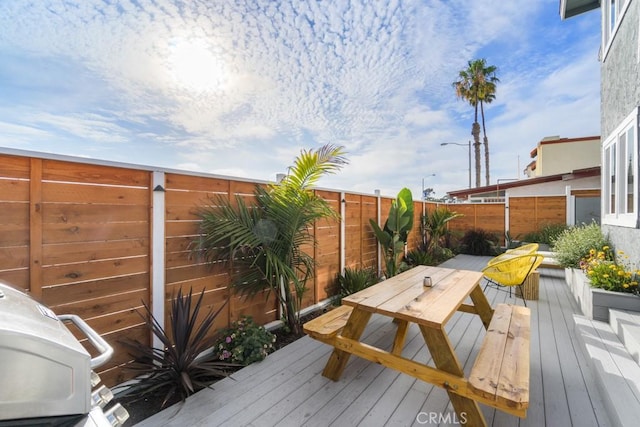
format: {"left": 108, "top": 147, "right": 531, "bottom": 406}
{"left": 603, "top": 274, "right": 609, "bottom": 278}
{"left": 623, "top": 284, "right": 629, "bottom": 288}
{"left": 603, "top": 245, "right": 610, "bottom": 251}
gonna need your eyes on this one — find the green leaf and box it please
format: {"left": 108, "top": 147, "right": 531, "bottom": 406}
{"left": 193, "top": 144, "right": 348, "bottom": 334}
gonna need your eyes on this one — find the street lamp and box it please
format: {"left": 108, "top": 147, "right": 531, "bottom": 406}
{"left": 422, "top": 174, "right": 435, "bottom": 200}
{"left": 440, "top": 141, "right": 472, "bottom": 188}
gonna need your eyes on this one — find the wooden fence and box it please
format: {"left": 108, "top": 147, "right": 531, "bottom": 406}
{"left": 0, "top": 150, "right": 565, "bottom": 386}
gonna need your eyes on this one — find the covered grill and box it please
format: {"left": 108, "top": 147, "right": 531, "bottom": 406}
{"left": 0, "top": 281, "right": 129, "bottom": 426}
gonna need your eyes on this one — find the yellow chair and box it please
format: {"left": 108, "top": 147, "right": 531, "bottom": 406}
{"left": 487, "top": 242, "right": 539, "bottom": 266}
{"left": 482, "top": 253, "right": 544, "bottom": 307}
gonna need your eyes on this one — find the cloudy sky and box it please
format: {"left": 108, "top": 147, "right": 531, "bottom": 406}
{"left": 0, "top": 0, "right": 600, "bottom": 198}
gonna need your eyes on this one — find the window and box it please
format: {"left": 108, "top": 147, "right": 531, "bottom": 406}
{"left": 602, "top": 0, "right": 632, "bottom": 59}
{"left": 603, "top": 107, "right": 638, "bottom": 227}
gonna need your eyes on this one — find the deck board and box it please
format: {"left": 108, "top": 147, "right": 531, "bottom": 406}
{"left": 135, "top": 255, "right": 613, "bottom": 427}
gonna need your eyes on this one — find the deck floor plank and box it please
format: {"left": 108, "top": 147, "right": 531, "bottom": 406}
{"left": 318, "top": 323, "right": 426, "bottom": 426}
{"left": 537, "top": 266, "right": 574, "bottom": 426}
{"left": 543, "top": 270, "right": 611, "bottom": 427}
{"left": 136, "top": 255, "right": 613, "bottom": 427}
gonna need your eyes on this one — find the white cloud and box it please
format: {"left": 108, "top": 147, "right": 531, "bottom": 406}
{"left": 0, "top": 0, "right": 602, "bottom": 198}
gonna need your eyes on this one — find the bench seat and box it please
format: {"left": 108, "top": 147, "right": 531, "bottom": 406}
{"left": 468, "top": 303, "right": 531, "bottom": 417}
{"left": 303, "top": 305, "right": 353, "bottom": 343}
{"left": 537, "top": 250, "right": 562, "bottom": 269}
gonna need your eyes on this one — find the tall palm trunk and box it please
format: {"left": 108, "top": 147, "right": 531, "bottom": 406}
{"left": 453, "top": 58, "right": 498, "bottom": 188}
{"left": 472, "top": 122, "right": 481, "bottom": 187}
{"left": 480, "top": 101, "right": 490, "bottom": 186}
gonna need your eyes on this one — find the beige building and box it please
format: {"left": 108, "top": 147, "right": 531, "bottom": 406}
{"left": 524, "top": 135, "right": 600, "bottom": 178}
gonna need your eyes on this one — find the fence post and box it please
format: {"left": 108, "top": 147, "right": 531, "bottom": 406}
{"left": 29, "top": 158, "right": 43, "bottom": 299}
{"left": 151, "top": 171, "right": 166, "bottom": 350}
{"left": 375, "top": 190, "right": 382, "bottom": 276}
{"left": 340, "top": 192, "right": 346, "bottom": 275}
{"left": 504, "top": 191, "right": 510, "bottom": 246}
{"left": 566, "top": 185, "right": 575, "bottom": 226}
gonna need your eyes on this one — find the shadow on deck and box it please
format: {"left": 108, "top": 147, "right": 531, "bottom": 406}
{"left": 136, "top": 255, "right": 613, "bottom": 427}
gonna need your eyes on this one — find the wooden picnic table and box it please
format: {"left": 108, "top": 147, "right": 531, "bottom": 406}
{"left": 304, "top": 265, "right": 530, "bottom": 427}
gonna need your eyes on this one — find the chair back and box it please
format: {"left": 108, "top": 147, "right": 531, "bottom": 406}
{"left": 487, "top": 243, "right": 539, "bottom": 266}
{"left": 482, "top": 253, "right": 545, "bottom": 286}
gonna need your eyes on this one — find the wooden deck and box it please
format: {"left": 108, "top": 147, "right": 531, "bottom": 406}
{"left": 136, "top": 255, "right": 613, "bottom": 426}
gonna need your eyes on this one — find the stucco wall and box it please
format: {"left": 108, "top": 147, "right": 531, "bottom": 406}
{"left": 602, "top": 224, "right": 640, "bottom": 267}
{"left": 537, "top": 139, "right": 600, "bottom": 176}
{"left": 600, "top": 2, "right": 640, "bottom": 260}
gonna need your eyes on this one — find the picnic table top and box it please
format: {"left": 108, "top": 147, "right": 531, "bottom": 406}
{"left": 342, "top": 265, "right": 484, "bottom": 328}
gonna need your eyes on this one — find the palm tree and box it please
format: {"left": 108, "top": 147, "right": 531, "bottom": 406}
{"left": 194, "top": 144, "right": 347, "bottom": 336}
{"left": 478, "top": 67, "right": 498, "bottom": 186}
{"left": 453, "top": 59, "right": 499, "bottom": 187}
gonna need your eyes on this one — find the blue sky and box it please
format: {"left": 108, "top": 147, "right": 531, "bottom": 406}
{"left": 0, "top": 0, "right": 601, "bottom": 198}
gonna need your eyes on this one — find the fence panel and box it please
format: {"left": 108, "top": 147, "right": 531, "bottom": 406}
{"left": 509, "top": 196, "right": 566, "bottom": 239}
{"left": 0, "top": 151, "right": 573, "bottom": 387}
{"left": 315, "top": 190, "right": 341, "bottom": 300}
{"left": 0, "top": 157, "right": 153, "bottom": 386}
{"left": 0, "top": 155, "right": 31, "bottom": 288}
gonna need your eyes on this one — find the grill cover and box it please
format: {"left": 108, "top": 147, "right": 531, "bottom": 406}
{"left": 0, "top": 282, "right": 91, "bottom": 420}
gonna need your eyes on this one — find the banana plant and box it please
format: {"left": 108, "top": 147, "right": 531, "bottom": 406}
{"left": 369, "top": 188, "right": 414, "bottom": 277}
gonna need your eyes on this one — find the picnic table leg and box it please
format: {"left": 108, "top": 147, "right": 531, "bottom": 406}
{"left": 392, "top": 319, "right": 409, "bottom": 356}
{"left": 420, "top": 325, "right": 487, "bottom": 427}
{"left": 322, "top": 308, "right": 372, "bottom": 381}
{"left": 470, "top": 283, "right": 494, "bottom": 330}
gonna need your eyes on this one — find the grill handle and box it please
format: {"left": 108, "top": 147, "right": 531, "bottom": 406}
{"left": 58, "top": 314, "right": 114, "bottom": 368}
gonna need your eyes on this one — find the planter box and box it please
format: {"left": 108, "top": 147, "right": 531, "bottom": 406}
{"left": 565, "top": 268, "right": 640, "bottom": 322}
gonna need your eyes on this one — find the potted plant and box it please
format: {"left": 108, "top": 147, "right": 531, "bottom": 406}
{"left": 554, "top": 223, "right": 640, "bottom": 321}
{"left": 552, "top": 222, "right": 608, "bottom": 291}
{"left": 578, "top": 246, "right": 640, "bottom": 321}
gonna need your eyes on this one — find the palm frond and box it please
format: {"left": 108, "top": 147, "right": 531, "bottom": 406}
{"left": 273, "top": 144, "right": 347, "bottom": 200}
{"left": 194, "top": 144, "right": 347, "bottom": 335}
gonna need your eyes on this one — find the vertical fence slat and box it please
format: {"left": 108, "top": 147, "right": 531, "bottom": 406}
{"left": 29, "top": 158, "right": 43, "bottom": 299}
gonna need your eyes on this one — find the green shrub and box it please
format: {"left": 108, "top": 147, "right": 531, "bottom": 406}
{"left": 522, "top": 223, "right": 569, "bottom": 245}
{"left": 405, "top": 249, "right": 434, "bottom": 266}
{"left": 337, "top": 267, "right": 378, "bottom": 301}
{"left": 215, "top": 316, "right": 276, "bottom": 365}
{"left": 552, "top": 222, "right": 610, "bottom": 268}
{"left": 459, "top": 229, "right": 499, "bottom": 256}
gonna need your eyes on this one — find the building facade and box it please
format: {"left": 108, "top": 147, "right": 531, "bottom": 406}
{"left": 561, "top": 0, "right": 640, "bottom": 260}
{"left": 524, "top": 135, "right": 600, "bottom": 178}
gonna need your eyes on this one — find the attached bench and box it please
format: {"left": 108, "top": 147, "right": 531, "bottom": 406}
{"left": 468, "top": 303, "right": 531, "bottom": 418}
{"left": 537, "top": 250, "right": 562, "bottom": 269}
{"left": 303, "top": 305, "right": 354, "bottom": 344}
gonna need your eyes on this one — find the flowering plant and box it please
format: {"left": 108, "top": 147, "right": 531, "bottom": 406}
{"left": 581, "top": 246, "right": 640, "bottom": 294}
{"left": 553, "top": 222, "right": 610, "bottom": 268}
{"left": 215, "top": 316, "right": 276, "bottom": 365}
